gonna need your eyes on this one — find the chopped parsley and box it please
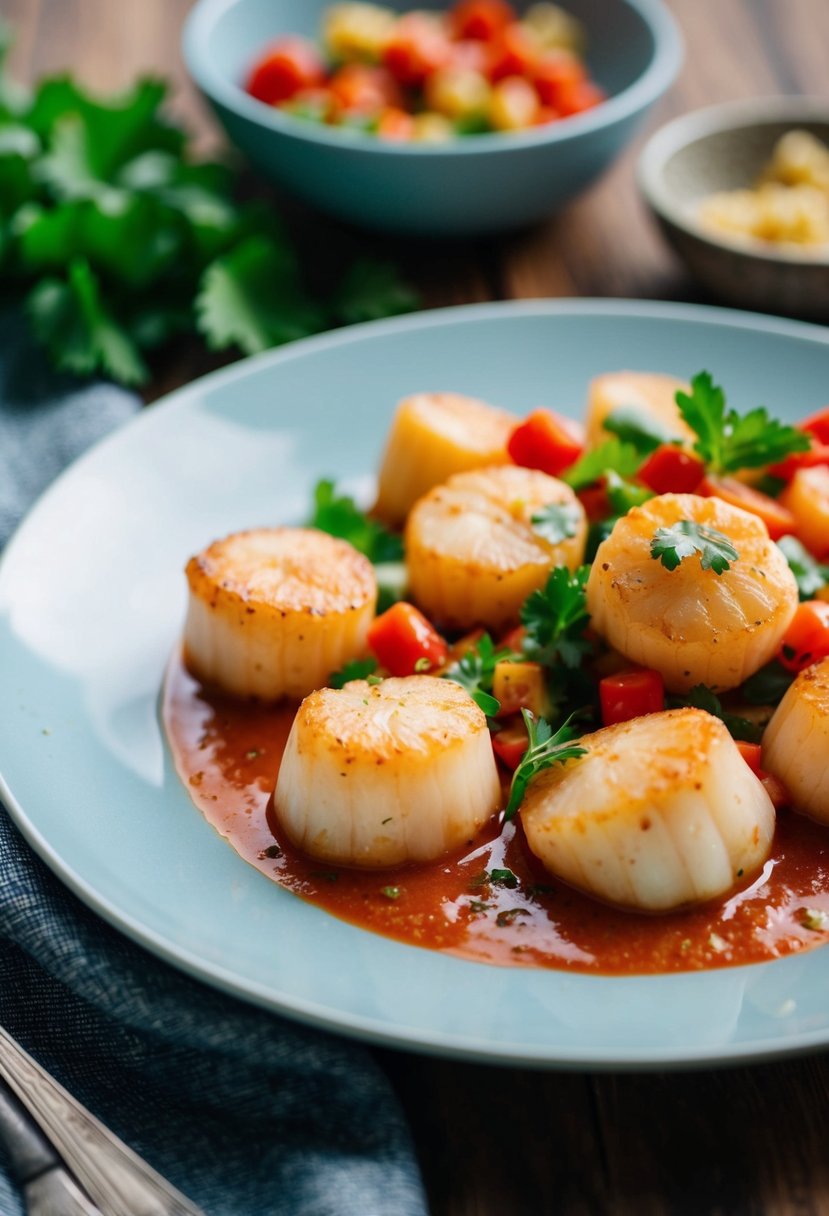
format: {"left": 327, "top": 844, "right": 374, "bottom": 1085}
{"left": 530, "top": 502, "right": 582, "bottom": 545}
{"left": 563, "top": 438, "right": 641, "bottom": 490}
{"left": 329, "top": 657, "right": 377, "bottom": 688}
{"left": 650, "top": 520, "right": 739, "bottom": 575}
{"left": 520, "top": 566, "right": 592, "bottom": 670}
{"left": 310, "top": 479, "right": 404, "bottom": 563}
{"left": 741, "top": 660, "right": 794, "bottom": 706}
{"left": 602, "top": 405, "right": 681, "bottom": 455}
{"left": 505, "top": 710, "right": 587, "bottom": 819}
{"left": 442, "top": 633, "right": 514, "bottom": 716}
{"left": 604, "top": 469, "right": 653, "bottom": 515}
{"left": 672, "top": 684, "right": 763, "bottom": 743}
{"left": 776, "top": 535, "right": 829, "bottom": 601}
{"left": 676, "top": 372, "right": 810, "bottom": 474}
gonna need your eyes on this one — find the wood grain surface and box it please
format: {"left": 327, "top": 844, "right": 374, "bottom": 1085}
{"left": 8, "top": 2, "right": 829, "bottom": 1213}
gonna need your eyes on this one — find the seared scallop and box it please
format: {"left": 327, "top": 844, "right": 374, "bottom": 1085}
{"left": 585, "top": 371, "right": 694, "bottom": 449}
{"left": 406, "top": 464, "right": 587, "bottom": 632}
{"left": 763, "top": 656, "right": 829, "bottom": 823}
{"left": 184, "top": 527, "right": 376, "bottom": 700}
{"left": 274, "top": 676, "right": 502, "bottom": 867}
{"left": 586, "top": 493, "right": 798, "bottom": 693}
{"left": 520, "top": 708, "right": 775, "bottom": 912}
{"left": 374, "top": 392, "right": 515, "bottom": 526}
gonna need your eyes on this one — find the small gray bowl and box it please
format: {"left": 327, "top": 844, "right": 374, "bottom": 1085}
{"left": 638, "top": 97, "right": 829, "bottom": 318}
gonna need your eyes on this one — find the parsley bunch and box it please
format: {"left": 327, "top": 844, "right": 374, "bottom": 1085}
{"left": 0, "top": 29, "right": 416, "bottom": 386}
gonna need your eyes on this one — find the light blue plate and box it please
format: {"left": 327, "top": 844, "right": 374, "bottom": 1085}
{"left": 1, "top": 300, "right": 828, "bottom": 1069}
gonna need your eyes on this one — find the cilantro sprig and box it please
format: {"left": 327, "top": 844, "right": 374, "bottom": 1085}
{"left": 676, "top": 372, "right": 809, "bottom": 474}
{"left": 0, "top": 44, "right": 417, "bottom": 385}
{"left": 650, "top": 521, "right": 739, "bottom": 575}
{"left": 520, "top": 566, "right": 592, "bottom": 669}
{"left": 442, "top": 633, "right": 515, "bottom": 716}
{"left": 310, "top": 480, "right": 404, "bottom": 564}
{"left": 530, "top": 502, "right": 581, "bottom": 545}
{"left": 505, "top": 710, "right": 587, "bottom": 819}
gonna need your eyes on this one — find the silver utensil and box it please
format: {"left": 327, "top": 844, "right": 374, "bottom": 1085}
{"left": 0, "top": 1078, "right": 102, "bottom": 1214}
{"left": 0, "top": 1026, "right": 205, "bottom": 1216}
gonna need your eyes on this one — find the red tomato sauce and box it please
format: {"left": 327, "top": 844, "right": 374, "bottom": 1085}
{"left": 163, "top": 652, "right": 829, "bottom": 975}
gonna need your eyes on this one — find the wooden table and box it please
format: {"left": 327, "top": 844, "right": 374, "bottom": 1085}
{"left": 9, "top": 2, "right": 829, "bottom": 1212}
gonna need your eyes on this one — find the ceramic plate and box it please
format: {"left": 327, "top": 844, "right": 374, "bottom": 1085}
{"left": 2, "top": 300, "right": 828, "bottom": 1069}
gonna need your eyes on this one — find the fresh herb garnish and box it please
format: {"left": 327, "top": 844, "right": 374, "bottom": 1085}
{"left": 380, "top": 885, "right": 401, "bottom": 901}
{"left": 0, "top": 46, "right": 417, "bottom": 384}
{"left": 741, "top": 660, "right": 795, "bottom": 706}
{"left": 330, "top": 657, "right": 377, "bottom": 689}
{"left": 776, "top": 535, "right": 829, "bottom": 601}
{"left": 672, "top": 684, "right": 763, "bottom": 743}
{"left": 650, "top": 521, "right": 739, "bottom": 575}
{"left": 442, "top": 633, "right": 514, "bottom": 716}
{"left": 505, "top": 710, "right": 587, "bottom": 819}
{"left": 520, "top": 566, "right": 592, "bottom": 669}
{"left": 602, "top": 405, "right": 681, "bottom": 455}
{"left": 604, "top": 469, "right": 653, "bottom": 515}
{"left": 530, "top": 502, "right": 582, "bottom": 545}
{"left": 489, "top": 868, "right": 519, "bottom": 888}
{"left": 676, "top": 372, "right": 810, "bottom": 474}
{"left": 310, "top": 479, "right": 404, "bottom": 563}
{"left": 563, "top": 438, "right": 641, "bottom": 490}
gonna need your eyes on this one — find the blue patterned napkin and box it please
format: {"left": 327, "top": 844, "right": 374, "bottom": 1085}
{"left": 0, "top": 316, "right": 427, "bottom": 1216}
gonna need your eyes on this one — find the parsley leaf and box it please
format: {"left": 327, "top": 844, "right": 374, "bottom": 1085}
{"left": 676, "top": 372, "right": 810, "bottom": 474}
{"left": 310, "top": 479, "right": 404, "bottom": 564}
{"left": 331, "top": 259, "right": 419, "bottom": 325}
{"left": 672, "top": 685, "right": 763, "bottom": 743}
{"left": 563, "top": 438, "right": 641, "bottom": 490}
{"left": 329, "top": 657, "right": 378, "bottom": 688}
{"left": 505, "top": 710, "right": 587, "bottom": 819}
{"left": 604, "top": 469, "right": 653, "bottom": 515}
{"left": 776, "top": 535, "right": 829, "bottom": 601}
{"left": 741, "top": 660, "right": 794, "bottom": 706}
{"left": 650, "top": 520, "right": 739, "bottom": 575}
{"left": 520, "top": 566, "right": 591, "bottom": 669}
{"left": 530, "top": 502, "right": 582, "bottom": 545}
{"left": 602, "top": 405, "right": 681, "bottom": 455}
{"left": 442, "top": 633, "right": 515, "bottom": 716}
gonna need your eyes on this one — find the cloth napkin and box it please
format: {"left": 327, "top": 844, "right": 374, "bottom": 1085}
{"left": 0, "top": 315, "right": 428, "bottom": 1216}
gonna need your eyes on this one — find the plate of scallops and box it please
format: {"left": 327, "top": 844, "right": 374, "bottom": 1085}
{"left": 1, "top": 299, "right": 828, "bottom": 1068}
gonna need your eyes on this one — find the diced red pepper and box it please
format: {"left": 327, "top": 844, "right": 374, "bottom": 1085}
{"left": 555, "top": 78, "right": 606, "bottom": 117}
{"left": 491, "top": 719, "right": 529, "bottom": 770}
{"left": 383, "top": 14, "right": 452, "bottom": 87}
{"left": 769, "top": 438, "right": 829, "bottom": 481}
{"left": 698, "top": 475, "right": 797, "bottom": 541}
{"left": 533, "top": 51, "right": 585, "bottom": 108}
{"left": 450, "top": 0, "right": 516, "bottom": 41}
{"left": 376, "top": 107, "right": 416, "bottom": 141}
{"left": 638, "top": 445, "right": 706, "bottom": 495}
{"left": 367, "top": 602, "right": 448, "bottom": 676}
{"left": 599, "top": 668, "right": 664, "bottom": 726}
{"left": 487, "top": 22, "right": 541, "bottom": 81}
{"left": 801, "top": 406, "right": 829, "bottom": 445}
{"left": 246, "top": 38, "right": 325, "bottom": 105}
{"left": 577, "top": 482, "right": 611, "bottom": 522}
{"left": 777, "top": 600, "right": 829, "bottom": 672}
{"left": 328, "top": 64, "right": 402, "bottom": 112}
{"left": 507, "top": 408, "right": 585, "bottom": 477}
{"left": 736, "top": 740, "right": 763, "bottom": 774}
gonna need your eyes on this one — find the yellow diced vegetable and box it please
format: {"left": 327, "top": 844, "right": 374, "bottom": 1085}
{"left": 323, "top": 3, "right": 397, "bottom": 63}
{"left": 492, "top": 660, "right": 550, "bottom": 718}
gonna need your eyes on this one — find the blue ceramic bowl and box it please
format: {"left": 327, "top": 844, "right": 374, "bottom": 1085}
{"left": 183, "top": 0, "right": 683, "bottom": 235}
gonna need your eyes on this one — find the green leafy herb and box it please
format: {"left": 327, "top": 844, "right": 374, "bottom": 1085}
{"left": 602, "top": 405, "right": 681, "bottom": 455}
{"left": 741, "top": 660, "right": 794, "bottom": 706}
{"left": 650, "top": 520, "right": 739, "bottom": 575}
{"left": 530, "top": 502, "right": 582, "bottom": 545}
{"left": 489, "top": 868, "right": 519, "bottom": 888}
{"left": 604, "top": 469, "right": 653, "bottom": 515}
{"left": 0, "top": 47, "right": 417, "bottom": 384}
{"left": 310, "top": 479, "right": 404, "bottom": 564}
{"left": 468, "top": 899, "right": 491, "bottom": 913}
{"left": 330, "top": 657, "right": 377, "bottom": 689}
{"left": 520, "top": 566, "right": 592, "bottom": 669}
{"left": 676, "top": 372, "right": 810, "bottom": 474}
{"left": 672, "top": 684, "right": 763, "bottom": 743}
{"left": 442, "top": 633, "right": 515, "bottom": 716}
{"left": 563, "top": 438, "right": 641, "bottom": 490}
{"left": 380, "top": 886, "right": 401, "bottom": 901}
{"left": 505, "top": 710, "right": 587, "bottom": 819}
{"left": 374, "top": 560, "right": 408, "bottom": 614}
{"left": 585, "top": 517, "right": 619, "bottom": 562}
{"left": 776, "top": 535, "right": 829, "bottom": 601}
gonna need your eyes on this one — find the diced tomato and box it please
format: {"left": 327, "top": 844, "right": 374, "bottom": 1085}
{"left": 555, "top": 78, "right": 606, "bottom": 117}
{"left": 491, "top": 719, "right": 529, "bottom": 770}
{"left": 246, "top": 38, "right": 326, "bottom": 105}
{"left": 777, "top": 600, "right": 829, "bottom": 672}
{"left": 499, "top": 624, "right": 526, "bottom": 652}
{"left": 451, "top": 0, "right": 516, "bottom": 41}
{"left": 487, "top": 22, "right": 540, "bottom": 81}
{"left": 768, "top": 439, "right": 829, "bottom": 481}
{"left": 779, "top": 466, "right": 829, "bottom": 558}
{"left": 599, "top": 668, "right": 664, "bottom": 726}
{"left": 760, "top": 770, "right": 790, "bottom": 809}
{"left": 448, "top": 38, "right": 491, "bottom": 74}
{"left": 534, "top": 105, "right": 560, "bottom": 126}
{"left": 577, "top": 482, "right": 611, "bottom": 522}
{"left": 328, "top": 64, "right": 402, "bottom": 112}
{"left": 532, "top": 51, "right": 584, "bottom": 108}
{"left": 383, "top": 14, "right": 452, "bottom": 86}
{"left": 801, "top": 406, "right": 829, "bottom": 445}
{"left": 367, "top": 602, "right": 448, "bottom": 676}
{"left": 698, "top": 475, "right": 797, "bottom": 541}
{"left": 638, "top": 445, "right": 706, "bottom": 495}
{"left": 736, "top": 740, "right": 763, "bottom": 774}
{"left": 507, "top": 408, "right": 585, "bottom": 476}
{"left": 376, "top": 106, "right": 416, "bottom": 141}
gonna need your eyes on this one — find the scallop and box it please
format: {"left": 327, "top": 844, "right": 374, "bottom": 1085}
{"left": 762, "top": 656, "right": 829, "bottom": 824}
{"left": 373, "top": 392, "right": 515, "bottom": 526}
{"left": 405, "top": 464, "right": 587, "bottom": 632}
{"left": 586, "top": 493, "right": 798, "bottom": 693}
{"left": 184, "top": 527, "right": 376, "bottom": 700}
{"left": 520, "top": 709, "right": 775, "bottom": 912}
{"left": 585, "top": 371, "right": 694, "bottom": 449}
{"left": 274, "top": 676, "right": 502, "bottom": 867}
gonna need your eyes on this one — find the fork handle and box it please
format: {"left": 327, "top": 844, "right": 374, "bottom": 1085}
{"left": 0, "top": 1076, "right": 60, "bottom": 1183}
